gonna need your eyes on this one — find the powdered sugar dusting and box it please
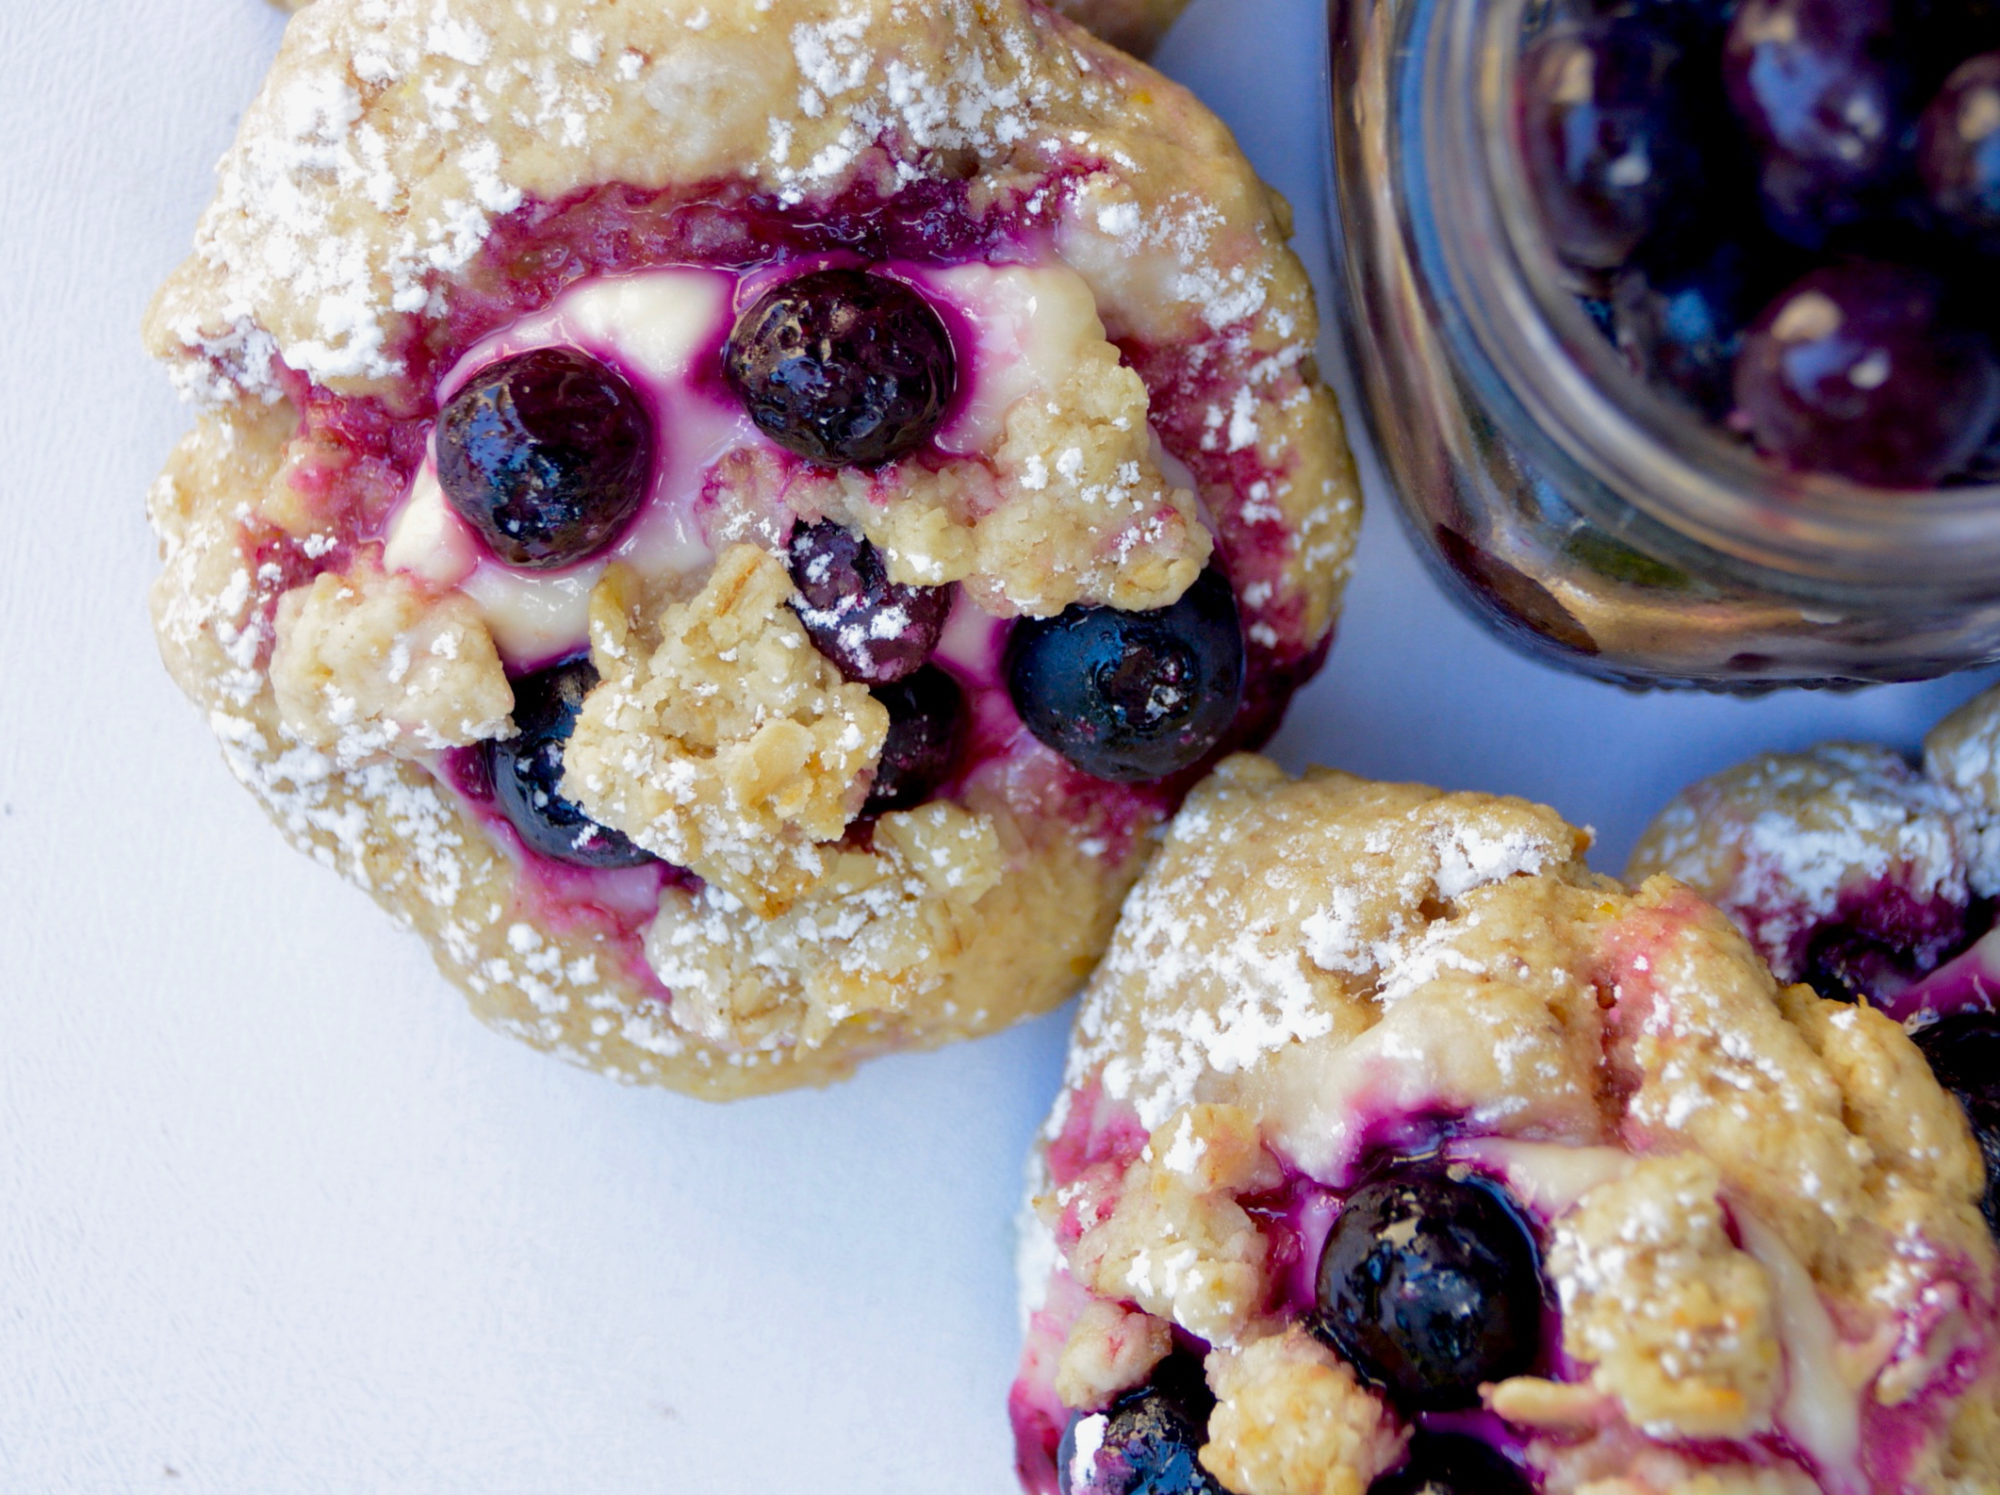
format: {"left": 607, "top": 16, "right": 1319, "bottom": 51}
{"left": 1070, "top": 764, "right": 1588, "bottom": 1131}
{"left": 1632, "top": 742, "right": 1986, "bottom": 982}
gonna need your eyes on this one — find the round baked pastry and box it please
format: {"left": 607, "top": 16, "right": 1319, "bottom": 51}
{"left": 262, "top": 0, "right": 1195, "bottom": 58}
{"left": 1012, "top": 756, "right": 1999, "bottom": 1495}
{"left": 1630, "top": 682, "right": 2000, "bottom": 1240}
{"left": 143, "top": 0, "right": 1356, "bottom": 1097}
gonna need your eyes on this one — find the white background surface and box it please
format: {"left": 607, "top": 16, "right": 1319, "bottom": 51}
{"left": 2, "top": 1, "right": 1993, "bottom": 1490}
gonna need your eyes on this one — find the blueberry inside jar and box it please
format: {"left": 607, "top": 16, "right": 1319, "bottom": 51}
{"left": 1327, "top": 0, "right": 2000, "bottom": 687}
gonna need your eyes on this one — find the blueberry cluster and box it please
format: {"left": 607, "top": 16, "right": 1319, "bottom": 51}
{"left": 436, "top": 269, "right": 963, "bottom": 580}
{"left": 1520, "top": 0, "right": 2000, "bottom": 486}
{"left": 1058, "top": 1164, "right": 1544, "bottom": 1495}
{"left": 437, "top": 269, "right": 1246, "bottom": 863}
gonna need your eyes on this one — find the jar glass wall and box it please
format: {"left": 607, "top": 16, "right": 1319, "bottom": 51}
{"left": 1324, "top": 0, "right": 2000, "bottom": 690}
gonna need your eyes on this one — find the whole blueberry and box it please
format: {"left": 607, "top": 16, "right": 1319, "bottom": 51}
{"left": 863, "top": 665, "right": 966, "bottom": 815}
{"left": 1912, "top": 1013, "right": 2000, "bottom": 1236}
{"left": 486, "top": 658, "right": 656, "bottom": 870}
{"left": 1369, "top": 1434, "right": 1536, "bottom": 1495}
{"left": 1005, "top": 569, "right": 1245, "bottom": 784}
{"left": 437, "top": 347, "right": 653, "bottom": 570}
{"left": 725, "top": 268, "right": 956, "bottom": 467}
{"left": 1312, "top": 1168, "right": 1544, "bottom": 1412}
{"left": 1611, "top": 236, "right": 1789, "bottom": 416}
{"left": 1056, "top": 1356, "right": 1223, "bottom": 1495}
{"left": 1724, "top": 0, "right": 1915, "bottom": 215}
{"left": 1519, "top": 15, "right": 1708, "bottom": 267}
{"left": 1919, "top": 54, "right": 2000, "bottom": 243}
{"left": 1734, "top": 261, "right": 2000, "bottom": 485}
{"left": 787, "top": 520, "right": 953, "bottom": 684}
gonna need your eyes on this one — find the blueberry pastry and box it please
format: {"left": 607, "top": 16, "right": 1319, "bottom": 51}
{"left": 1631, "top": 681, "right": 2000, "bottom": 1239}
{"left": 1013, "top": 757, "right": 1998, "bottom": 1494}
{"left": 144, "top": 0, "right": 1358, "bottom": 1096}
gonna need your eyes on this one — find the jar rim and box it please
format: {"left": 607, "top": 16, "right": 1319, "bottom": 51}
{"left": 1425, "top": 0, "right": 2000, "bottom": 587}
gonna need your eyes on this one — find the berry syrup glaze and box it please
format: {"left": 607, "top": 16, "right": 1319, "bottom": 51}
{"left": 1629, "top": 725, "right": 2000, "bottom": 1026}
{"left": 242, "top": 172, "right": 1330, "bottom": 1061}
{"left": 1012, "top": 762, "right": 2000, "bottom": 1495}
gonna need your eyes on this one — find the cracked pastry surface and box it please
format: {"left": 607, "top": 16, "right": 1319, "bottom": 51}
{"left": 146, "top": 0, "right": 1357, "bottom": 1096}
{"left": 1011, "top": 756, "right": 1999, "bottom": 1495}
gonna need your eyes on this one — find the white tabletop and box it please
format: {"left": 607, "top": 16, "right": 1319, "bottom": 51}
{"left": 2, "top": 1, "right": 1992, "bottom": 1490}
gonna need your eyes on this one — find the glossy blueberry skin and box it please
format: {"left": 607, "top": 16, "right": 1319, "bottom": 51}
{"left": 1912, "top": 1013, "right": 2000, "bottom": 1236}
{"left": 725, "top": 268, "right": 956, "bottom": 467}
{"left": 1005, "top": 568, "right": 1245, "bottom": 785}
{"left": 863, "top": 665, "right": 966, "bottom": 816}
{"left": 1723, "top": 0, "right": 1914, "bottom": 223}
{"left": 1056, "top": 1356, "right": 1224, "bottom": 1495}
{"left": 1312, "top": 1169, "right": 1545, "bottom": 1412}
{"left": 437, "top": 347, "right": 653, "bottom": 571}
{"left": 1368, "top": 1433, "right": 1536, "bottom": 1495}
{"left": 1519, "top": 16, "right": 1707, "bottom": 267}
{"left": 1733, "top": 261, "right": 2000, "bottom": 486}
{"left": 1611, "top": 236, "right": 1788, "bottom": 417}
{"left": 486, "top": 658, "right": 656, "bottom": 870}
{"left": 786, "top": 520, "right": 953, "bottom": 684}
{"left": 1919, "top": 53, "right": 2000, "bottom": 242}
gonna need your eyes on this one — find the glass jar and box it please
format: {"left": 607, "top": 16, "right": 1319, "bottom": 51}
{"left": 1324, "top": 0, "right": 2000, "bottom": 690}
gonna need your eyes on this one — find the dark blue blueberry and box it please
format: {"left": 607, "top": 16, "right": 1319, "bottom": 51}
{"left": 1312, "top": 1168, "right": 1545, "bottom": 1412}
{"left": 438, "top": 347, "right": 653, "bottom": 570}
{"left": 1056, "top": 1356, "right": 1224, "bottom": 1495}
{"left": 1919, "top": 54, "right": 2000, "bottom": 244}
{"left": 1912, "top": 1013, "right": 2000, "bottom": 1237}
{"left": 1733, "top": 261, "right": 2000, "bottom": 485}
{"left": 725, "top": 268, "right": 956, "bottom": 467}
{"left": 1722, "top": 0, "right": 1916, "bottom": 243}
{"left": 1611, "top": 236, "right": 1788, "bottom": 416}
{"left": 1005, "top": 568, "right": 1245, "bottom": 784}
{"left": 486, "top": 658, "right": 656, "bottom": 870}
{"left": 1519, "top": 15, "right": 1710, "bottom": 267}
{"left": 1369, "top": 1434, "right": 1536, "bottom": 1495}
{"left": 787, "top": 520, "right": 953, "bottom": 684}
{"left": 863, "top": 664, "right": 965, "bottom": 815}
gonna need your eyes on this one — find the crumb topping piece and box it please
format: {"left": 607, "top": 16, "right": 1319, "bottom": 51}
{"left": 270, "top": 558, "right": 514, "bottom": 766}
{"left": 1549, "top": 1156, "right": 1781, "bottom": 1441}
{"left": 1065, "top": 1102, "right": 1280, "bottom": 1347}
{"left": 1054, "top": 1300, "right": 1174, "bottom": 1412}
{"left": 1199, "top": 1328, "right": 1407, "bottom": 1495}
{"left": 642, "top": 797, "right": 1004, "bottom": 1051}
{"left": 563, "top": 545, "right": 887, "bottom": 915}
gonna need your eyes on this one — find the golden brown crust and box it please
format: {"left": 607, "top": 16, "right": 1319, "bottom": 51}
{"left": 148, "top": 0, "right": 1358, "bottom": 1094}
{"left": 151, "top": 406, "right": 1143, "bottom": 1096}
{"left": 1018, "top": 757, "right": 2000, "bottom": 1492}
